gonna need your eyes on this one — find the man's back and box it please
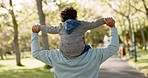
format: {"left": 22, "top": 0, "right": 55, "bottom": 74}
{"left": 50, "top": 48, "right": 101, "bottom": 78}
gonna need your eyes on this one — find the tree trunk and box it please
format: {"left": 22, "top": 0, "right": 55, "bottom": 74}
{"left": 0, "top": 48, "right": 4, "bottom": 60}
{"left": 9, "top": 0, "right": 22, "bottom": 66}
{"left": 140, "top": 26, "right": 147, "bottom": 50}
{"left": 127, "top": 17, "right": 132, "bottom": 37}
{"left": 36, "top": 0, "right": 49, "bottom": 50}
{"left": 36, "top": 0, "right": 51, "bottom": 69}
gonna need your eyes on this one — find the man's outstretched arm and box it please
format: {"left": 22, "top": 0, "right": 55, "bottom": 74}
{"left": 31, "top": 27, "right": 53, "bottom": 66}
{"left": 96, "top": 18, "right": 119, "bottom": 63}
{"left": 99, "top": 27, "right": 119, "bottom": 63}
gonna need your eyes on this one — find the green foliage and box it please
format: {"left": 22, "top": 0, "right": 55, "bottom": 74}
{"left": 135, "top": 26, "right": 148, "bottom": 48}
{"left": 0, "top": 0, "right": 147, "bottom": 51}
{"left": 86, "top": 26, "right": 109, "bottom": 47}
{"left": 0, "top": 0, "right": 38, "bottom": 53}
{"left": 0, "top": 25, "right": 13, "bottom": 53}
{"left": 100, "top": 0, "right": 148, "bottom": 49}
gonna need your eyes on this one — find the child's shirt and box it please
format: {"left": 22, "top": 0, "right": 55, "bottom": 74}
{"left": 40, "top": 18, "right": 104, "bottom": 57}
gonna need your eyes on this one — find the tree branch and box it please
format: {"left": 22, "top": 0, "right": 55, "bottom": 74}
{"left": 142, "top": 0, "right": 148, "bottom": 18}
{"left": 107, "top": 3, "right": 128, "bottom": 17}
{"left": 18, "top": 10, "right": 36, "bottom": 24}
{"left": 129, "top": 3, "right": 145, "bottom": 14}
{"left": 0, "top": 3, "right": 10, "bottom": 11}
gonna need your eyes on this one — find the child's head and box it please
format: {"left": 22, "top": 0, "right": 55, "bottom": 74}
{"left": 60, "top": 6, "right": 77, "bottom": 22}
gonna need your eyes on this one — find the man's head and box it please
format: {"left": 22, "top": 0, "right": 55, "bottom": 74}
{"left": 60, "top": 6, "right": 77, "bottom": 22}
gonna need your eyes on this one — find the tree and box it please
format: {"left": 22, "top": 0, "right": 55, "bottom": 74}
{"left": 0, "top": 8, "right": 13, "bottom": 60}
{"left": 129, "top": 0, "right": 148, "bottom": 50}
{"left": 9, "top": 0, "right": 22, "bottom": 66}
{"left": 99, "top": 0, "right": 148, "bottom": 50}
{"left": 102, "top": 1, "right": 133, "bottom": 51}
{"left": 0, "top": 25, "right": 3, "bottom": 59}
{"left": 36, "top": 0, "right": 49, "bottom": 50}
{"left": 1, "top": 0, "right": 22, "bottom": 65}
{"left": 36, "top": 0, "right": 50, "bottom": 68}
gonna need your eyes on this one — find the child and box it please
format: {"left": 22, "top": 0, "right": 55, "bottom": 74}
{"left": 33, "top": 6, "right": 106, "bottom": 57}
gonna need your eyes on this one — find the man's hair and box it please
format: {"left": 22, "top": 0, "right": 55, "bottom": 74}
{"left": 60, "top": 6, "right": 77, "bottom": 22}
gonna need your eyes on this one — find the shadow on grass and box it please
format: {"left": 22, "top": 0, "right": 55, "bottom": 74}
{"left": 138, "top": 59, "right": 148, "bottom": 63}
{"left": 0, "top": 67, "right": 54, "bottom": 78}
{"left": 139, "top": 66, "right": 148, "bottom": 70}
{"left": 0, "top": 65, "right": 5, "bottom": 67}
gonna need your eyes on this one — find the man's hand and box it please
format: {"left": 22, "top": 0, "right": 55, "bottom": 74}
{"left": 104, "top": 17, "right": 115, "bottom": 27}
{"left": 32, "top": 25, "right": 40, "bottom": 33}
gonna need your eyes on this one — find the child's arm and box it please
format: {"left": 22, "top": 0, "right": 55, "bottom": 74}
{"left": 80, "top": 18, "right": 105, "bottom": 30}
{"left": 39, "top": 25, "right": 61, "bottom": 34}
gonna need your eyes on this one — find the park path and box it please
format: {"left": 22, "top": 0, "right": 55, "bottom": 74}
{"left": 99, "top": 55, "right": 146, "bottom": 78}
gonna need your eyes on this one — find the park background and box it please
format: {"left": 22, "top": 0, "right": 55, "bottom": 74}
{"left": 0, "top": 0, "right": 148, "bottom": 78}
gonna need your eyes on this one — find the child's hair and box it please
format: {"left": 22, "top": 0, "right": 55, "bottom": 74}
{"left": 60, "top": 6, "right": 77, "bottom": 22}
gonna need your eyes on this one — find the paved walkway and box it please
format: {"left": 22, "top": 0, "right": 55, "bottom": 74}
{"left": 99, "top": 55, "right": 146, "bottom": 78}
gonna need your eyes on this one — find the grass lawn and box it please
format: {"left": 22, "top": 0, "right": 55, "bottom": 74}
{"left": 123, "top": 49, "right": 148, "bottom": 77}
{"left": 0, "top": 58, "right": 54, "bottom": 78}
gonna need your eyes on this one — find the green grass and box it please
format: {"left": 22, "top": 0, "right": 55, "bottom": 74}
{"left": 0, "top": 58, "right": 54, "bottom": 78}
{"left": 124, "top": 49, "right": 148, "bottom": 77}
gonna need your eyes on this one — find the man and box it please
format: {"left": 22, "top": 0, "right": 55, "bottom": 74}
{"left": 31, "top": 18, "right": 119, "bottom": 78}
